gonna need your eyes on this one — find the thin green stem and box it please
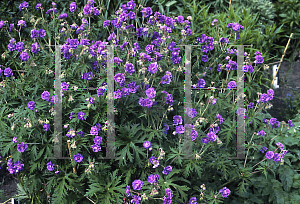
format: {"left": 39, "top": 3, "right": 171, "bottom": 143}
{"left": 244, "top": 132, "right": 256, "bottom": 167}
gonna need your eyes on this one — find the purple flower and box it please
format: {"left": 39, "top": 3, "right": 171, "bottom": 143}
{"left": 176, "top": 125, "right": 185, "bottom": 134}
{"left": 236, "top": 107, "right": 246, "bottom": 118}
{"left": 9, "top": 24, "right": 14, "bottom": 32}
{"left": 260, "top": 93, "right": 270, "bottom": 103}
{"left": 13, "top": 161, "right": 24, "bottom": 173}
{"left": 4, "top": 67, "right": 13, "bottom": 77}
{"left": 17, "top": 20, "right": 26, "bottom": 28}
{"left": 288, "top": 119, "right": 293, "bottom": 127}
{"left": 177, "top": 16, "right": 184, "bottom": 23}
{"left": 61, "top": 82, "right": 69, "bottom": 91}
{"left": 90, "top": 126, "right": 98, "bottom": 136}
{"left": 148, "top": 174, "right": 156, "bottom": 183}
{"left": 220, "top": 187, "right": 231, "bottom": 198}
{"left": 131, "top": 195, "right": 141, "bottom": 204}
{"left": 31, "top": 29, "right": 38, "bottom": 39}
{"left": 83, "top": 5, "right": 91, "bottom": 15}
{"left": 12, "top": 137, "right": 17, "bottom": 143}
{"left": 189, "top": 197, "right": 197, "bottom": 204}
{"left": 273, "top": 153, "right": 281, "bottom": 162}
{"left": 173, "top": 115, "right": 182, "bottom": 125}
{"left": 27, "top": 101, "right": 36, "bottom": 110}
{"left": 19, "top": 51, "right": 29, "bottom": 61}
{"left": 92, "top": 144, "right": 101, "bottom": 152}
{"left": 73, "top": 153, "right": 83, "bottom": 162}
{"left": 16, "top": 42, "right": 24, "bottom": 52}
{"left": 36, "top": 3, "right": 42, "bottom": 10}
{"left": 148, "top": 63, "right": 158, "bottom": 74}
{"left": 248, "top": 102, "right": 254, "bottom": 109}
{"left": 17, "top": 142, "right": 28, "bottom": 153}
{"left": 143, "top": 141, "right": 151, "bottom": 149}
{"left": 276, "top": 142, "right": 284, "bottom": 151}
{"left": 77, "top": 111, "right": 85, "bottom": 120}
{"left": 125, "top": 63, "right": 135, "bottom": 75}
{"left": 260, "top": 147, "right": 268, "bottom": 153}
{"left": 77, "top": 131, "right": 84, "bottom": 138}
{"left": 47, "top": 161, "right": 55, "bottom": 171}
{"left": 145, "top": 44, "right": 154, "bottom": 54}
{"left": 89, "top": 97, "right": 94, "bottom": 104}
{"left": 58, "top": 13, "right": 68, "bottom": 19}
{"left": 114, "top": 73, "right": 125, "bottom": 83}
{"left": 162, "top": 166, "right": 172, "bottom": 175}
{"left": 201, "top": 55, "right": 208, "bottom": 62}
{"left": 127, "top": 0, "right": 136, "bottom": 10}
{"left": 185, "top": 107, "right": 197, "bottom": 118}
{"left": 114, "top": 89, "right": 122, "bottom": 99}
{"left": 266, "top": 151, "right": 274, "bottom": 160}
{"left": 216, "top": 114, "right": 224, "bottom": 124}
{"left": 93, "top": 136, "right": 102, "bottom": 145}
{"left": 255, "top": 55, "right": 264, "bottom": 64}
{"left": 132, "top": 180, "right": 143, "bottom": 191}
{"left": 207, "top": 131, "right": 216, "bottom": 142}
{"left": 126, "top": 185, "right": 131, "bottom": 197}
{"left": 211, "top": 19, "right": 218, "bottom": 26}
{"left": 38, "top": 29, "right": 46, "bottom": 38}
{"left": 145, "top": 88, "right": 156, "bottom": 98}
{"left": 103, "top": 20, "right": 110, "bottom": 28}
{"left": 197, "top": 78, "right": 205, "bottom": 88}
{"left": 31, "top": 42, "right": 40, "bottom": 54}
{"left": 50, "top": 95, "right": 58, "bottom": 104}
{"left": 144, "top": 98, "right": 153, "bottom": 108}
{"left": 257, "top": 130, "right": 266, "bottom": 136}
{"left": 0, "top": 21, "right": 5, "bottom": 29}
{"left": 69, "top": 112, "right": 75, "bottom": 120}
{"left": 162, "top": 75, "right": 171, "bottom": 84}
{"left": 228, "top": 81, "right": 236, "bottom": 90}
{"left": 43, "top": 123, "right": 50, "bottom": 131}
{"left": 70, "top": 2, "right": 77, "bottom": 12}
{"left": 190, "top": 129, "right": 198, "bottom": 141}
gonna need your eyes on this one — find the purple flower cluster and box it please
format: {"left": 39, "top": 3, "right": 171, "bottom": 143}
{"left": 226, "top": 60, "right": 238, "bottom": 71}
{"left": 81, "top": 71, "right": 93, "bottom": 80}
{"left": 147, "top": 173, "right": 159, "bottom": 183}
{"left": 259, "top": 89, "right": 274, "bottom": 103}
{"left": 254, "top": 51, "right": 264, "bottom": 64}
{"left": 58, "top": 13, "right": 68, "bottom": 20}
{"left": 185, "top": 107, "right": 197, "bottom": 118}
{"left": 149, "top": 156, "right": 159, "bottom": 168}
{"left": 163, "top": 188, "right": 173, "bottom": 204}
{"left": 243, "top": 64, "right": 254, "bottom": 73}
{"left": 7, "top": 159, "right": 24, "bottom": 174}
{"left": 216, "top": 114, "right": 224, "bottom": 124}
{"left": 92, "top": 134, "right": 102, "bottom": 152}
{"left": 30, "top": 29, "right": 46, "bottom": 40}
{"left": 219, "top": 187, "right": 231, "bottom": 198}
{"left": 19, "top": 1, "right": 29, "bottom": 11}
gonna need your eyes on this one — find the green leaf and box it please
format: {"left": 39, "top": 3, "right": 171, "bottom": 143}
{"left": 278, "top": 165, "right": 294, "bottom": 192}
{"left": 165, "top": 0, "right": 177, "bottom": 7}
{"left": 292, "top": 174, "right": 300, "bottom": 188}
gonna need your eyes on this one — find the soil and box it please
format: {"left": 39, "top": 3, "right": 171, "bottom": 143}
{"left": 0, "top": 167, "right": 18, "bottom": 204}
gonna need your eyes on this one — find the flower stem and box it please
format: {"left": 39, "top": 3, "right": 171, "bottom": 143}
{"left": 244, "top": 132, "right": 256, "bottom": 167}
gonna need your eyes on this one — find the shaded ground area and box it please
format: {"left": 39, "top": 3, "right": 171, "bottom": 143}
{"left": 0, "top": 167, "right": 17, "bottom": 204}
